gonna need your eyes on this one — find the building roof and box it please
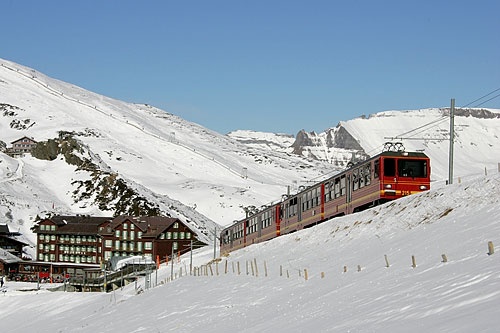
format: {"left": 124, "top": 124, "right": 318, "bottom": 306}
{"left": 10, "top": 136, "right": 37, "bottom": 144}
{"left": 33, "top": 215, "right": 199, "bottom": 240}
{"left": 112, "top": 216, "right": 183, "bottom": 237}
{"left": 0, "top": 224, "right": 22, "bottom": 236}
{"left": 36, "top": 215, "right": 113, "bottom": 235}
{"left": 0, "top": 224, "right": 9, "bottom": 234}
{"left": 0, "top": 247, "right": 24, "bottom": 264}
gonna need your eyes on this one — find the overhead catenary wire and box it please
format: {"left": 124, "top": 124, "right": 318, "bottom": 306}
{"left": 461, "top": 87, "right": 500, "bottom": 108}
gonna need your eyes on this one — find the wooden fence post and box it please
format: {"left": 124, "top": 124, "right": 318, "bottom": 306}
{"left": 441, "top": 254, "right": 448, "bottom": 263}
{"left": 264, "top": 261, "right": 268, "bottom": 277}
{"left": 384, "top": 254, "right": 390, "bottom": 268}
{"left": 321, "top": 272, "right": 325, "bottom": 279}
{"left": 304, "top": 269, "right": 308, "bottom": 281}
{"left": 225, "top": 260, "right": 228, "bottom": 274}
{"left": 254, "top": 258, "right": 258, "bottom": 277}
{"left": 488, "top": 241, "right": 495, "bottom": 255}
{"left": 357, "top": 265, "right": 361, "bottom": 272}
{"left": 411, "top": 255, "right": 417, "bottom": 268}
{"left": 343, "top": 265, "right": 347, "bottom": 273}
{"left": 237, "top": 261, "right": 241, "bottom": 275}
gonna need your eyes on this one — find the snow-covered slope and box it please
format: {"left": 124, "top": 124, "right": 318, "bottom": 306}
{"left": 1, "top": 57, "right": 500, "bottom": 254}
{"left": 1, "top": 172, "right": 499, "bottom": 332}
{"left": 342, "top": 109, "right": 500, "bottom": 181}
{"left": 0, "top": 59, "right": 332, "bottom": 249}
{"left": 230, "top": 109, "right": 500, "bottom": 182}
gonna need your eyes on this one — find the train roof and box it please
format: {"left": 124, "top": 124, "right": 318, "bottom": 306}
{"left": 377, "top": 151, "right": 429, "bottom": 158}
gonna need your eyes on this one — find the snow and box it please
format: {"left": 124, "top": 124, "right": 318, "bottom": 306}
{"left": 1, "top": 59, "right": 500, "bottom": 331}
{"left": 1, "top": 58, "right": 331, "bottom": 247}
{"left": 0, "top": 173, "right": 499, "bottom": 332}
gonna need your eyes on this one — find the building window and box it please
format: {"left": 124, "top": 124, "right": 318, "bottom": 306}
{"left": 105, "top": 240, "right": 112, "bottom": 248}
{"left": 137, "top": 242, "right": 143, "bottom": 251}
{"left": 123, "top": 223, "right": 128, "bottom": 229}
{"left": 115, "top": 230, "right": 120, "bottom": 237}
{"left": 122, "top": 230, "right": 128, "bottom": 239}
{"left": 40, "top": 225, "right": 46, "bottom": 231}
{"left": 173, "top": 222, "right": 179, "bottom": 229}
{"left": 173, "top": 242, "right": 178, "bottom": 250}
{"left": 144, "top": 242, "right": 152, "bottom": 250}
{"left": 130, "top": 223, "right": 135, "bottom": 230}
{"left": 166, "top": 232, "right": 172, "bottom": 239}
{"left": 130, "top": 231, "right": 135, "bottom": 240}
{"left": 137, "top": 231, "right": 142, "bottom": 239}
{"left": 115, "top": 240, "right": 120, "bottom": 250}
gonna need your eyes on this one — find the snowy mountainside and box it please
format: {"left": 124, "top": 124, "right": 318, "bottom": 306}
{"left": 231, "top": 108, "right": 500, "bottom": 181}
{"left": 0, "top": 58, "right": 332, "bottom": 250}
{"left": 1, "top": 172, "right": 499, "bottom": 332}
{"left": 343, "top": 108, "right": 500, "bottom": 180}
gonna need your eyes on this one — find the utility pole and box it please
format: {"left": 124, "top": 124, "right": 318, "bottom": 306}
{"left": 190, "top": 239, "right": 193, "bottom": 275}
{"left": 170, "top": 247, "right": 174, "bottom": 281}
{"left": 448, "top": 98, "right": 455, "bottom": 185}
{"left": 213, "top": 227, "right": 217, "bottom": 259}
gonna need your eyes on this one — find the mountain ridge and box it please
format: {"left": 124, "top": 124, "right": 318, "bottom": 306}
{"left": 1, "top": 58, "right": 499, "bottom": 257}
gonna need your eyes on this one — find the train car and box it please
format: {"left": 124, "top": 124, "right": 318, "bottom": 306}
{"left": 220, "top": 150, "right": 430, "bottom": 254}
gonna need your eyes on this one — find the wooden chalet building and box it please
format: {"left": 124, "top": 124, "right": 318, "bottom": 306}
{"left": 0, "top": 224, "right": 28, "bottom": 276}
{"left": 0, "top": 224, "right": 28, "bottom": 258}
{"left": 9, "top": 136, "right": 37, "bottom": 156}
{"left": 32, "top": 215, "right": 204, "bottom": 266}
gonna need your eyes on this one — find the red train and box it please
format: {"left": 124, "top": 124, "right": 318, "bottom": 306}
{"left": 220, "top": 150, "right": 430, "bottom": 254}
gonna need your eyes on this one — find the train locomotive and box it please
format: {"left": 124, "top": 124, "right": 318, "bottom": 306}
{"left": 220, "top": 149, "right": 430, "bottom": 254}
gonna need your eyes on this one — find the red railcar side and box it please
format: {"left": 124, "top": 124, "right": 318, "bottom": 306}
{"left": 220, "top": 151, "right": 430, "bottom": 254}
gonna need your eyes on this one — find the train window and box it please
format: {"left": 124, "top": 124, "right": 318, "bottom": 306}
{"left": 398, "top": 159, "right": 427, "bottom": 178}
{"left": 384, "top": 158, "right": 396, "bottom": 177}
{"left": 334, "top": 178, "right": 340, "bottom": 198}
{"left": 340, "top": 176, "right": 346, "bottom": 196}
{"left": 374, "top": 160, "right": 380, "bottom": 178}
{"left": 365, "top": 164, "right": 371, "bottom": 185}
{"left": 353, "top": 169, "right": 359, "bottom": 191}
{"left": 359, "top": 167, "right": 365, "bottom": 189}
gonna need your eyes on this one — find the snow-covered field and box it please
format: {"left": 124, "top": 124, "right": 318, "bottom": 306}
{"left": 1, "top": 173, "right": 499, "bottom": 332}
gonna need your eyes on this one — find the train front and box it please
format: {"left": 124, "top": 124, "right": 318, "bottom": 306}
{"left": 378, "top": 151, "right": 430, "bottom": 199}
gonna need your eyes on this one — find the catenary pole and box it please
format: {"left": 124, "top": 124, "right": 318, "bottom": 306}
{"left": 448, "top": 98, "right": 455, "bottom": 185}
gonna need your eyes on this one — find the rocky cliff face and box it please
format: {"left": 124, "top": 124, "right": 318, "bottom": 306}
{"left": 290, "top": 125, "right": 368, "bottom": 166}
{"left": 442, "top": 108, "right": 500, "bottom": 119}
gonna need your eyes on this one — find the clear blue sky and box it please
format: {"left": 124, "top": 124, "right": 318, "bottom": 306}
{"left": 3, "top": 0, "right": 499, "bottom": 134}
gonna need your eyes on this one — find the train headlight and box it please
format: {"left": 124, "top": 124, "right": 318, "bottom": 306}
{"left": 419, "top": 185, "right": 428, "bottom": 190}
{"left": 385, "top": 184, "right": 392, "bottom": 189}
